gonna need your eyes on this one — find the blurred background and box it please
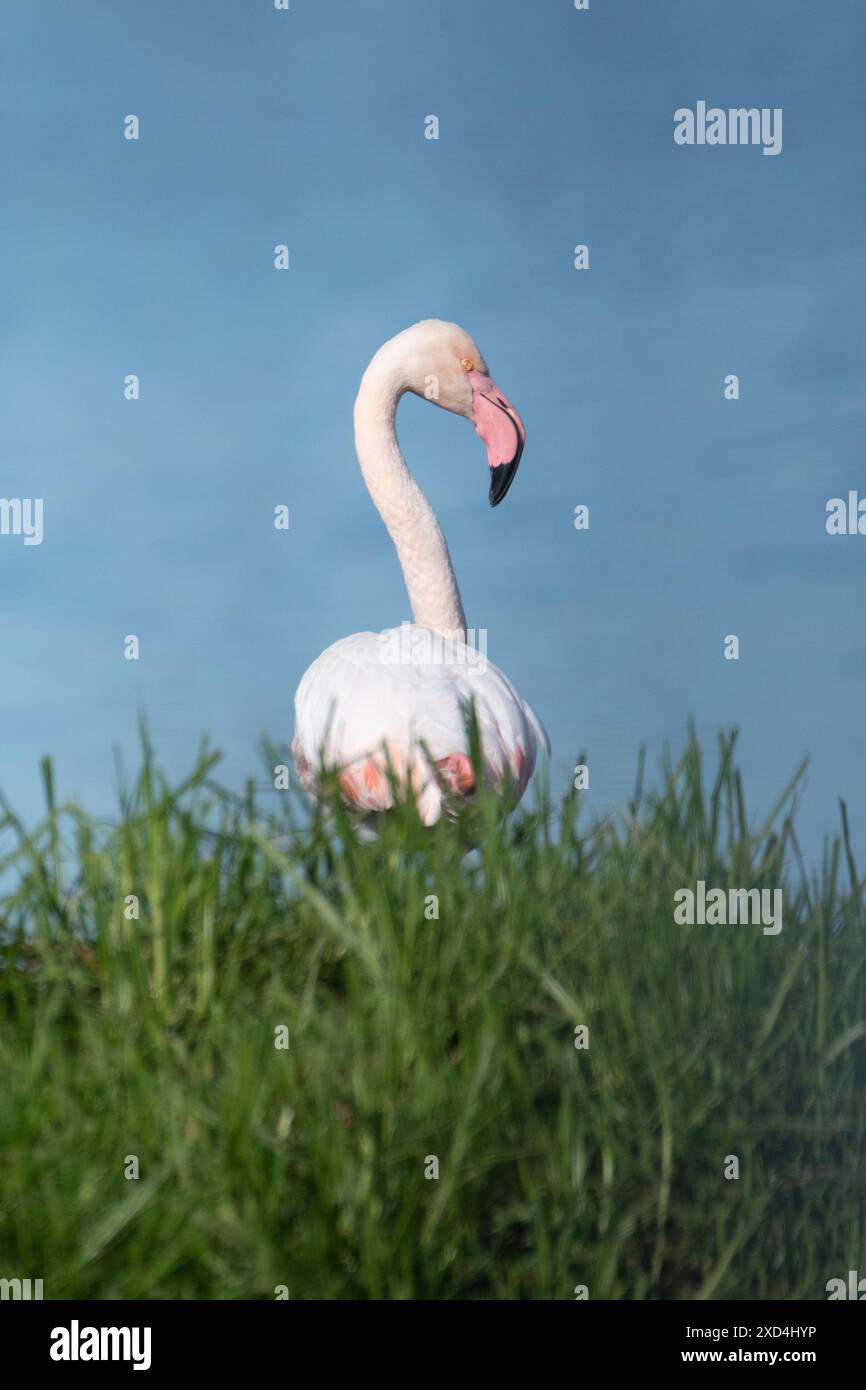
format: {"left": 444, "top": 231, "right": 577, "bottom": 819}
{"left": 1, "top": 0, "right": 864, "bottom": 854}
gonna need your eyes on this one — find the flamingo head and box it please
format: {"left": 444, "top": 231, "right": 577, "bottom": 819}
{"left": 395, "top": 319, "right": 527, "bottom": 506}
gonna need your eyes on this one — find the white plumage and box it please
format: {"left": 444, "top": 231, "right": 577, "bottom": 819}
{"left": 293, "top": 320, "right": 548, "bottom": 824}
{"left": 293, "top": 626, "right": 547, "bottom": 824}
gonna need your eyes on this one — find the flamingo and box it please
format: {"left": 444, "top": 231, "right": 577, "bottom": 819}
{"left": 292, "top": 319, "right": 548, "bottom": 825}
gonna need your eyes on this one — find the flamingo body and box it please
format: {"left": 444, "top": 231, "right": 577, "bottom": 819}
{"left": 293, "top": 626, "right": 547, "bottom": 824}
{"left": 292, "top": 319, "right": 547, "bottom": 824}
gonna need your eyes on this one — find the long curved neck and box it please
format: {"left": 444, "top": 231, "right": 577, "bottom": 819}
{"left": 353, "top": 347, "right": 467, "bottom": 640}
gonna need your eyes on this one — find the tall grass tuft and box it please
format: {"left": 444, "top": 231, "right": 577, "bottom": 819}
{"left": 0, "top": 728, "right": 864, "bottom": 1299}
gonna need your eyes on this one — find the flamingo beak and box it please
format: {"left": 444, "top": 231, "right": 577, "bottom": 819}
{"left": 468, "top": 370, "right": 526, "bottom": 507}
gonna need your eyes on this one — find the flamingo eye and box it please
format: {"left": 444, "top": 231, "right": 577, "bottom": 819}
{"left": 460, "top": 358, "right": 474, "bottom": 371}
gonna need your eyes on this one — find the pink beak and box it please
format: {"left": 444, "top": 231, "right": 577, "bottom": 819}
{"left": 468, "top": 370, "right": 526, "bottom": 507}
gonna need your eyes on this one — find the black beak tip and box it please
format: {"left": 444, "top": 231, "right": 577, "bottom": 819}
{"left": 489, "top": 470, "right": 509, "bottom": 507}
{"left": 488, "top": 448, "right": 523, "bottom": 507}
{"left": 484, "top": 397, "right": 525, "bottom": 506}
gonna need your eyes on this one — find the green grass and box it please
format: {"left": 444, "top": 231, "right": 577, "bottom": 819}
{"left": 0, "top": 727, "right": 864, "bottom": 1300}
